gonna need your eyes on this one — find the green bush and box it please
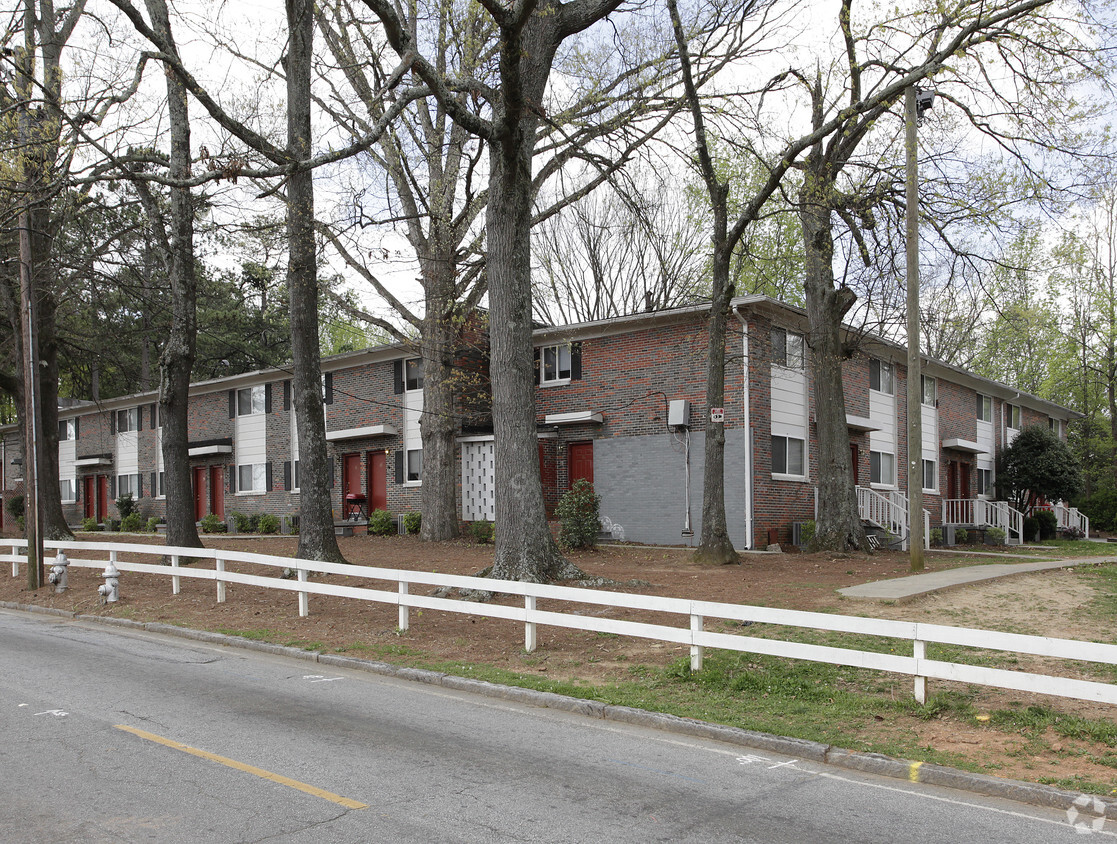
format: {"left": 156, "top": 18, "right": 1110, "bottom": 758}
{"left": 257, "top": 514, "right": 280, "bottom": 534}
{"left": 403, "top": 511, "right": 421, "bottom": 535}
{"left": 115, "top": 492, "right": 136, "bottom": 520}
{"left": 470, "top": 519, "right": 494, "bottom": 544}
{"left": 798, "top": 519, "right": 816, "bottom": 547}
{"left": 556, "top": 479, "right": 602, "bottom": 549}
{"left": 82, "top": 517, "right": 101, "bottom": 532}
{"left": 5, "top": 494, "right": 25, "bottom": 521}
{"left": 1022, "top": 515, "right": 1040, "bottom": 542}
{"left": 103, "top": 517, "right": 119, "bottom": 532}
{"left": 230, "top": 511, "right": 256, "bottom": 533}
{"left": 120, "top": 512, "right": 145, "bottom": 532}
{"left": 368, "top": 509, "right": 394, "bottom": 536}
{"left": 986, "top": 526, "right": 1006, "bottom": 545}
{"left": 1035, "top": 509, "right": 1058, "bottom": 540}
{"left": 929, "top": 528, "right": 942, "bottom": 546}
{"left": 199, "top": 513, "right": 226, "bottom": 534}
{"left": 145, "top": 517, "right": 160, "bottom": 533}
{"left": 955, "top": 528, "right": 968, "bottom": 544}
{"left": 1073, "top": 489, "right": 1117, "bottom": 532}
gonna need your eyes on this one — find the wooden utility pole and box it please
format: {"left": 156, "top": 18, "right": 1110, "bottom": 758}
{"left": 906, "top": 86, "right": 925, "bottom": 572}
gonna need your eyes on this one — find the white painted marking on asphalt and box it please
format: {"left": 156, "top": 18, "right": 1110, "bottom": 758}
{"left": 34, "top": 710, "right": 68, "bottom": 718}
{"left": 302, "top": 675, "right": 343, "bottom": 683}
{"left": 766, "top": 759, "right": 800, "bottom": 770}
{"left": 17, "top": 703, "right": 27, "bottom": 708}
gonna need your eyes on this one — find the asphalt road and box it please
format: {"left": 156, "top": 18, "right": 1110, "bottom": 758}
{"left": 0, "top": 609, "right": 1107, "bottom": 843}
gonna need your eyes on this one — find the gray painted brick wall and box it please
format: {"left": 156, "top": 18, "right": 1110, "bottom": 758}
{"left": 594, "top": 429, "right": 747, "bottom": 548}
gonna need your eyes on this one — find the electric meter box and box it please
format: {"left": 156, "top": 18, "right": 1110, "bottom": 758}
{"left": 668, "top": 399, "right": 691, "bottom": 428}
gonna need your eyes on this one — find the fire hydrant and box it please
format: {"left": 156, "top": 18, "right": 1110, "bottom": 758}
{"left": 47, "top": 550, "right": 69, "bottom": 594}
{"left": 98, "top": 561, "right": 120, "bottom": 604}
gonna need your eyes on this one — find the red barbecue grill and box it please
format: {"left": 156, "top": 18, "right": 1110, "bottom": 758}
{"left": 344, "top": 492, "right": 367, "bottom": 521}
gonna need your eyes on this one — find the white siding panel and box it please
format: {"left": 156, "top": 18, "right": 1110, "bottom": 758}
{"left": 921, "top": 404, "right": 937, "bottom": 459}
{"left": 976, "top": 419, "right": 993, "bottom": 459}
{"left": 404, "top": 390, "right": 424, "bottom": 449}
{"left": 770, "top": 368, "right": 807, "bottom": 437}
{"left": 236, "top": 414, "right": 267, "bottom": 464}
{"left": 116, "top": 431, "right": 139, "bottom": 474}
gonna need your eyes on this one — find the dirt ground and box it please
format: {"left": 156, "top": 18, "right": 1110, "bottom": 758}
{"left": 3, "top": 532, "right": 1116, "bottom": 792}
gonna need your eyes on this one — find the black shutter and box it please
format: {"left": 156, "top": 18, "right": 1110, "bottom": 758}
{"left": 109, "top": 412, "right": 116, "bottom": 436}
{"left": 570, "top": 343, "right": 582, "bottom": 381}
{"left": 148, "top": 403, "right": 156, "bottom": 429}
{"left": 74, "top": 417, "right": 80, "bottom": 440}
{"left": 265, "top": 462, "right": 273, "bottom": 491}
{"left": 393, "top": 360, "right": 404, "bottom": 394}
{"left": 265, "top": 383, "right": 273, "bottom": 414}
{"left": 284, "top": 380, "right": 291, "bottom": 411}
{"left": 110, "top": 476, "right": 116, "bottom": 497}
{"left": 395, "top": 450, "right": 404, "bottom": 484}
{"left": 137, "top": 475, "right": 143, "bottom": 498}
{"left": 74, "top": 481, "right": 80, "bottom": 503}
{"left": 533, "top": 347, "right": 540, "bottom": 384}
{"left": 324, "top": 373, "right": 334, "bottom": 405}
{"left": 150, "top": 472, "right": 157, "bottom": 498}
{"left": 229, "top": 390, "right": 236, "bottom": 418}
{"left": 283, "top": 461, "right": 292, "bottom": 491}
{"left": 229, "top": 464, "right": 236, "bottom": 494}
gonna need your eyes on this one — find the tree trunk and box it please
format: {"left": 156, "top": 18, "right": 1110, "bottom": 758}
{"left": 147, "top": 0, "right": 202, "bottom": 552}
{"left": 419, "top": 269, "right": 460, "bottom": 541}
{"left": 800, "top": 182, "right": 869, "bottom": 552}
{"left": 287, "top": 0, "right": 344, "bottom": 564}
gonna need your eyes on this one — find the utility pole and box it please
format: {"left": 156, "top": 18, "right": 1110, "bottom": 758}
{"left": 906, "top": 86, "right": 934, "bottom": 572}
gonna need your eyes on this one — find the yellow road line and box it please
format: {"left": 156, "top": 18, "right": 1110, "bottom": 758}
{"left": 115, "top": 724, "right": 368, "bottom": 810}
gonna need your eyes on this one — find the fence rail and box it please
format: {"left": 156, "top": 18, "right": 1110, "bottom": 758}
{"left": 6, "top": 539, "right": 1116, "bottom": 707}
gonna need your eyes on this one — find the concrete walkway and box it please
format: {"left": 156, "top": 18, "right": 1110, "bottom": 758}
{"left": 838, "top": 557, "right": 1116, "bottom": 601}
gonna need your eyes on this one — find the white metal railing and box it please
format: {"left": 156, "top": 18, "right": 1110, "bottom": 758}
{"left": 1037, "top": 502, "right": 1091, "bottom": 539}
{"left": 942, "top": 499, "right": 1024, "bottom": 544}
{"left": 9, "top": 538, "right": 1113, "bottom": 706}
{"left": 855, "top": 487, "right": 929, "bottom": 551}
{"left": 990, "top": 501, "right": 1024, "bottom": 544}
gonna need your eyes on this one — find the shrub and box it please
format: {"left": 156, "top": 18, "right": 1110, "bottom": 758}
{"left": 403, "top": 511, "right": 421, "bottom": 535}
{"left": 5, "top": 494, "right": 25, "bottom": 521}
{"left": 230, "top": 511, "right": 256, "bottom": 533}
{"left": 257, "top": 513, "right": 280, "bottom": 534}
{"left": 1061, "top": 525, "right": 1086, "bottom": 539}
{"left": 986, "top": 526, "right": 1006, "bottom": 545}
{"left": 115, "top": 492, "right": 136, "bottom": 521}
{"left": 798, "top": 520, "right": 816, "bottom": 548}
{"left": 81, "top": 517, "right": 101, "bottom": 532}
{"left": 1022, "top": 516, "right": 1040, "bottom": 542}
{"left": 929, "top": 528, "right": 942, "bottom": 546}
{"left": 120, "top": 512, "right": 145, "bottom": 533}
{"left": 1074, "top": 489, "right": 1117, "bottom": 533}
{"left": 954, "top": 528, "right": 968, "bottom": 544}
{"left": 199, "top": 513, "right": 226, "bottom": 534}
{"left": 103, "top": 517, "right": 119, "bottom": 532}
{"left": 1035, "top": 509, "right": 1058, "bottom": 540}
{"left": 470, "top": 519, "right": 494, "bottom": 544}
{"left": 368, "top": 509, "right": 394, "bottom": 536}
{"left": 556, "top": 478, "right": 602, "bottom": 549}
{"left": 145, "top": 517, "right": 160, "bottom": 533}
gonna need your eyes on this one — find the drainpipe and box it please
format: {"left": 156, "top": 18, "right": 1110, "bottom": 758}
{"left": 734, "top": 309, "right": 754, "bottom": 550}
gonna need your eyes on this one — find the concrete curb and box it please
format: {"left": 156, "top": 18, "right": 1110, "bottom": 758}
{"left": 6, "top": 601, "right": 1116, "bottom": 820}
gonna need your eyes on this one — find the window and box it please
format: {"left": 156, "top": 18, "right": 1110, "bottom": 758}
{"left": 405, "top": 358, "right": 424, "bottom": 391}
{"left": 869, "top": 360, "right": 894, "bottom": 395}
{"left": 158, "top": 471, "right": 165, "bottom": 497}
{"left": 406, "top": 449, "right": 423, "bottom": 482}
{"left": 238, "top": 463, "right": 266, "bottom": 493}
{"left": 292, "top": 460, "right": 300, "bottom": 491}
{"left": 541, "top": 344, "right": 572, "bottom": 384}
{"left": 237, "top": 385, "right": 265, "bottom": 416}
{"left": 58, "top": 419, "right": 75, "bottom": 441}
{"left": 772, "top": 435, "right": 805, "bottom": 476}
{"left": 117, "top": 408, "right": 139, "bottom": 433}
{"left": 870, "top": 451, "right": 896, "bottom": 486}
{"left": 920, "top": 375, "right": 936, "bottom": 407}
{"left": 977, "top": 468, "right": 993, "bottom": 497}
{"left": 976, "top": 394, "right": 992, "bottom": 423}
{"left": 117, "top": 473, "right": 141, "bottom": 497}
{"left": 771, "top": 328, "right": 805, "bottom": 369}
{"left": 1007, "top": 404, "right": 1021, "bottom": 429}
{"left": 922, "top": 459, "right": 937, "bottom": 492}
{"left": 59, "top": 479, "right": 75, "bottom": 502}
{"left": 1049, "top": 417, "right": 1062, "bottom": 437}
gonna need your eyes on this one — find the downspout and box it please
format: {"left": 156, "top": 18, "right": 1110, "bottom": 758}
{"left": 735, "top": 308, "right": 753, "bottom": 549}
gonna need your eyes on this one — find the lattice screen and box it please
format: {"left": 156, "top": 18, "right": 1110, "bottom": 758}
{"left": 461, "top": 441, "right": 495, "bottom": 521}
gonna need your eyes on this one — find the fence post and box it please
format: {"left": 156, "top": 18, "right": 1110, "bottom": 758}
{"left": 215, "top": 558, "right": 226, "bottom": 603}
{"left": 690, "top": 612, "right": 704, "bottom": 671}
{"left": 913, "top": 637, "right": 927, "bottom": 704}
{"left": 398, "top": 581, "right": 409, "bottom": 631}
{"left": 298, "top": 569, "right": 309, "bottom": 618}
{"left": 11, "top": 542, "right": 18, "bottom": 577}
{"left": 525, "top": 595, "right": 537, "bottom": 653}
{"left": 171, "top": 555, "right": 180, "bottom": 595}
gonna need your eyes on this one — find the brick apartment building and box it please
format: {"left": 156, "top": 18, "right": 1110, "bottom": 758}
{"left": 0, "top": 295, "right": 1082, "bottom": 548}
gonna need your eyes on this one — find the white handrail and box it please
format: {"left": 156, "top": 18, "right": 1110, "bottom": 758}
{"left": 7, "top": 539, "right": 1117, "bottom": 706}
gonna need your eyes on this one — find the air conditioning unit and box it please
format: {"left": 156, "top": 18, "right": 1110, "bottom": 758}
{"left": 397, "top": 514, "right": 408, "bottom": 535}
{"left": 791, "top": 522, "right": 808, "bottom": 547}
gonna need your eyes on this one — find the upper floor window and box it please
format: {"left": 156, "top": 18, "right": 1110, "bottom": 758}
{"left": 870, "top": 450, "right": 896, "bottom": 486}
{"left": 405, "top": 358, "right": 424, "bottom": 391}
{"left": 977, "top": 467, "right": 993, "bottom": 497}
{"left": 771, "top": 328, "right": 805, "bottom": 369}
{"left": 58, "top": 419, "right": 76, "bottom": 441}
{"left": 976, "top": 394, "right": 992, "bottom": 423}
{"left": 869, "top": 360, "right": 894, "bottom": 395}
{"left": 237, "top": 385, "right": 265, "bottom": 416}
{"left": 541, "top": 344, "right": 572, "bottom": 384}
{"left": 922, "top": 459, "right": 937, "bottom": 492}
{"left": 117, "top": 408, "right": 139, "bottom": 433}
{"left": 117, "top": 473, "right": 141, "bottom": 498}
{"left": 920, "top": 375, "right": 936, "bottom": 407}
{"left": 406, "top": 449, "right": 423, "bottom": 482}
{"left": 1007, "top": 404, "right": 1022, "bottom": 429}
{"left": 772, "top": 435, "right": 805, "bottom": 477}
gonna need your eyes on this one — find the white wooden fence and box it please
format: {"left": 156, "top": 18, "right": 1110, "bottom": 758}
{"left": 7, "top": 539, "right": 1117, "bottom": 707}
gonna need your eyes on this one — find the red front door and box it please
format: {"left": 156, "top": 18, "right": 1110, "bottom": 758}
{"left": 343, "top": 453, "right": 362, "bottom": 517}
{"left": 366, "top": 451, "right": 387, "bottom": 512}
{"left": 959, "top": 462, "right": 971, "bottom": 499}
{"left": 210, "top": 466, "right": 225, "bottom": 519}
{"left": 84, "top": 477, "right": 96, "bottom": 519}
{"left": 97, "top": 475, "right": 108, "bottom": 523}
{"left": 193, "top": 467, "right": 207, "bottom": 521}
{"left": 568, "top": 442, "right": 594, "bottom": 487}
